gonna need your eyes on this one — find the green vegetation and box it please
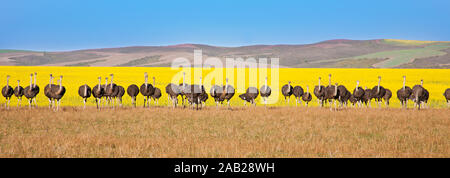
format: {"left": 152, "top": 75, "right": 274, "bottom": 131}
{"left": 117, "top": 55, "right": 161, "bottom": 66}
{"left": 10, "top": 52, "right": 105, "bottom": 66}
{"left": 0, "top": 49, "right": 36, "bottom": 53}
{"left": 65, "top": 59, "right": 107, "bottom": 66}
{"left": 349, "top": 44, "right": 450, "bottom": 68}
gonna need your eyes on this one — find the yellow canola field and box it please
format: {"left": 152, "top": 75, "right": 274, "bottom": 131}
{"left": 0, "top": 66, "right": 449, "bottom": 108}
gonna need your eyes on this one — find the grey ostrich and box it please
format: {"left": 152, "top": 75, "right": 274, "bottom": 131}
{"left": 101, "top": 77, "right": 109, "bottom": 107}
{"left": 301, "top": 85, "right": 312, "bottom": 107}
{"left": 314, "top": 77, "right": 326, "bottom": 107}
{"left": 185, "top": 78, "right": 202, "bottom": 110}
{"left": 352, "top": 80, "right": 365, "bottom": 107}
{"left": 210, "top": 84, "right": 223, "bottom": 107}
{"left": 444, "top": 88, "right": 450, "bottom": 108}
{"left": 14, "top": 80, "right": 24, "bottom": 107}
{"left": 324, "top": 82, "right": 339, "bottom": 111}
{"left": 411, "top": 79, "right": 427, "bottom": 110}
{"left": 24, "top": 72, "right": 40, "bottom": 108}
{"left": 281, "top": 81, "right": 293, "bottom": 104}
{"left": 151, "top": 77, "right": 162, "bottom": 105}
{"left": 337, "top": 84, "right": 348, "bottom": 107}
{"left": 292, "top": 85, "right": 304, "bottom": 106}
{"left": 362, "top": 87, "right": 372, "bottom": 107}
{"left": 105, "top": 74, "right": 119, "bottom": 108}
{"left": 127, "top": 84, "right": 139, "bottom": 107}
{"left": 383, "top": 89, "right": 392, "bottom": 107}
{"left": 219, "top": 78, "right": 235, "bottom": 108}
{"left": 165, "top": 83, "right": 180, "bottom": 108}
{"left": 198, "top": 77, "right": 208, "bottom": 107}
{"left": 117, "top": 85, "right": 125, "bottom": 107}
{"left": 370, "top": 76, "right": 386, "bottom": 108}
{"left": 78, "top": 84, "right": 91, "bottom": 109}
{"left": 44, "top": 74, "right": 56, "bottom": 108}
{"left": 397, "top": 76, "right": 412, "bottom": 109}
{"left": 260, "top": 77, "right": 271, "bottom": 106}
{"left": 239, "top": 87, "right": 259, "bottom": 106}
{"left": 92, "top": 77, "right": 104, "bottom": 109}
{"left": 140, "top": 72, "right": 155, "bottom": 108}
{"left": 50, "top": 75, "right": 66, "bottom": 111}
{"left": 2, "top": 75, "right": 14, "bottom": 109}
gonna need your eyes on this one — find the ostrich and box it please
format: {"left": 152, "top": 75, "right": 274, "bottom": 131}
{"left": 239, "top": 87, "right": 259, "bottom": 106}
{"left": 292, "top": 85, "right": 304, "bottom": 106}
{"left": 151, "top": 77, "right": 162, "bottom": 105}
{"left": 281, "top": 81, "right": 293, "bottom": 104}
{"left": 50, "top": 75, "right": 66, "bottom": 111}
{"left": 78, "top": 84, "right": 91, "bottom": 109}
{"left": 165, "top": 83, "right": 180, "bottom": 108}
{"left": 219, "top": 78, "right": 235, "bottom": 108}
{"left": 14, "top": 80, "right": 24, "bottom": 107}
{"left": 418, "top": 80, "right": 429, "bottom": 109}
{"left": 314, "top": 77, "right": 326, "bottom": 107}
{"left": 352, "top": 80, "right": 365, "bottom": 107}
{"left": 260, "top": 77, "right": 271, "bottom": 106}
{"left": 362, "top": 87, "right": 372, "bottom": 107}
{"left": 383, "top": 89, "right": 392, "bottom": 107}
{"left": 185, "top": 80, "right": 202, "bottom": 110}
{"left": 117, "top": 85, "right": 125, "bottom": 107}
{"left": 31, "top": 72, "right": 40, "bottom": 106}
{"left": 127, "top": 84, "right": 139, "bottom": 107}
{"left": 44, "top": 74, "right": 56, "bottom": 108}
{"left": 105, "top": 74, "right": 119, "bottom": 108}
{"left": 370, "top": 76, "right": 386, "bottom": 108}
{"left": 324, "top": 82, "right": 339, "bottom": 111}
{"left": 101, "top": 77, "right": 109, "bottom": 107}
{"left": 301, "top": 85, "right": 312, "bottom": 107}
{"left": 210, "top": 84, "right": 223, "bottom": 107}
{"left": 397, "top": 76, "right": 412, "bottom": 109}
{"left": 140, "top": 72, "right": 154, "bottom": 108}
{"left": 92, "top": 77, "right": 104, "bottom": 109}
{"left": 337, "top": 84, "right": 348, "bottom": 107}
{"left": 444, "top": 88, "right": 450, "bottom": 108}
{"left": 2, "top": 75, "right": 14, "bottom": 109}
{"left": 198, "top": 77, "right": 208, "bottom": 107}
{"left": 411, "top": 79, "right": 426, "bottom": 110}
{"left": 349, "top": 94, "right": 358, "bottom": 107}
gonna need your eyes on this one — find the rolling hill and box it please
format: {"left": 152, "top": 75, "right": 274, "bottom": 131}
{"left": 1, "top": 39, "right": 449, "bottom": 68}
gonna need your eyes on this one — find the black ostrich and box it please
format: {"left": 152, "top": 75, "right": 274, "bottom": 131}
{"left": 411, "top": 79, "right": 427, "bottom": 110}
{"left": 14, "top": 80, "right": 24, "bottom": 107}
{"left": 140, "top": 72, "right": 155, "bottom": 108}
{"left": 24, "top": 72, "right": 40, "bottom": 108}
{"left": 352, "top": 80, "right": 365, "bottom": 107}
{"left": 151, "top": 77, "right": 162, "bottom": 105}
{"left": 50, "top": 75, "right": 66, "bottom": 111}
{"left": 127, "top": 84, "right": 139, "bottom": 107}
{"left": 210, "top": 84, "right": 223, "bottom": 107}
{"left": 444, "top": 88, "right": 450, "bottom": 108}
{"left": 239, "top": 87, "right": 259, "bottom": 106}
{"left": 105, "top": 74, "right": 119, "bottom": 108}
{"left": 101, "top": 77, "right": 109, "bottom": 108}
{"left": 92, "top": 77, "right": 104, "bottom": 109}
{"left": 117, "top": 85, "right": 125, "bottom": 107}
{"left": 219, "top": 78, "right": 235, "bottom": 108}
{"left": 260, "top": 77, "right": 271, "bottom": 106}
{"left": 165, "top": 83, "right": 180, "bottom": 108}
{"left": 2, "top": 75, "right": 14, "bottom": 109}
{"left": 397, "top": 76, "right": 412, "bottom": 109}
{"left": 383, "top": 89, "right": 392, "bottom": 107}
{"left": 349, "top": 94, "right": 358, "bottom": 107}
{"left": 301, "top": 85, "right": 312, "bottom": 107}
{"left": 78, "top": 84, "right": 91, "bottom": 109}
{"left": 370, "top": 76, "right": 386, "bottom": 108}
{"left": 362, "top": 87, "right": 372, "bottom": 107}
{"left": 43, "top": 74, "right": 56, "bottom": 108}
{"left": 281, "top": 81, "right": 293, "bottom": 104}
{"left": 314, "top": 77, "right": 326, "bottom": 107}
{"left": 178, "top": 72, "right": 188, "bottom": 107}
{"left": 292, "top": 85, "right": 304, "bottom": 106}
{"left": 32, "top": 72, "right": 40, "bottom": 106}
{"left": 185, "top": 83, "right": 202, "bottom": 110}
{"left": 324, "top": 82, "right": 339, "bottom": 111}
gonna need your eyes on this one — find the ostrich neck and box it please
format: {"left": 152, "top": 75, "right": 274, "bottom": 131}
{"left": 17, "top": 81, "right": 20, "bottom": 87}
{"left": 59, "top": 80, "right": 62, "bottom": 91}
{"left": 84, "top": 84, "right": 87, "bottom": 96}
{"left": 356, "top": 82, "right": 359, "bottom": 91}
{"left": 403, "top": 79, "right": 405, "bottom": 90}
{"left": 49, "top": 78, "right": 52, "bottom": 86}
{"left": 110, "top": 77, "right": 113, "bottom": 87}
{"left": 98, "top": 80, "right": 101, "bottom": 91}
{"left": 6, "top": 79, "right": 9, "bottom": 87}
{"left": 318, "top": 79, "right": 321, "bottom": 90}
{"left": 153, "top": 78, "right": 156, "bottom": 86}
{"left": 377, "top": 80, "right": 380, "bottom": 93}
{"left": 34, "top": 75, "right": 36, "bottom": 88}
{"left": 334, "top": 85, "right": 337, "bottom": 95}
{"left": 288, "top": 83, "right": 291, "bottom": 92}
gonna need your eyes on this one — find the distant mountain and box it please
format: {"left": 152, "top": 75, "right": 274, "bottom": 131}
{"left": 1, "top": 39, "right": 449, "bottom": 68}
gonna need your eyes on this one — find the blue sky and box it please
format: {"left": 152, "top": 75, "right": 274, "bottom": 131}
{"left": 1, "top": 0, "right": 449, "bottom": 51}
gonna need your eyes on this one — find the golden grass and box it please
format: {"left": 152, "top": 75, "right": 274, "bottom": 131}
{"left": 0, "top": 106, "right": 448, "bottom": 158}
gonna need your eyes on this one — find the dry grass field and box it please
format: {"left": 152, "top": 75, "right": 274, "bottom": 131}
{"left": 0, "top": 106, "right": 448, "bottom": 158}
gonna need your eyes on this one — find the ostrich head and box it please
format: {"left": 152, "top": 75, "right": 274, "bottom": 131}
{"left": 49, "top": 74, "right": 53, "bottom": 86}
{"left": 420, "top": 79, "right": 423, "bottom": 86}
